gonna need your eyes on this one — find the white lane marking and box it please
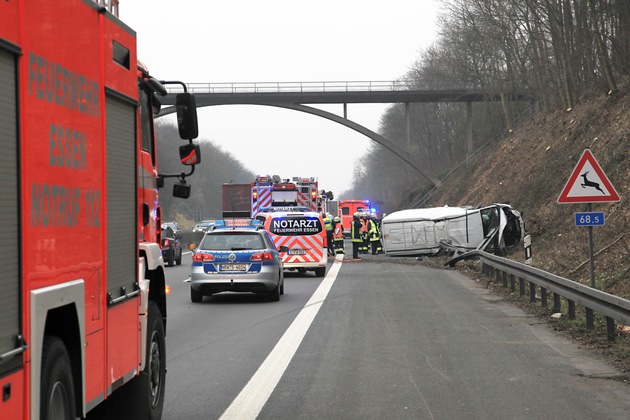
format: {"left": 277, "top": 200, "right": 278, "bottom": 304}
{"left": 219, "top": 257, "right": 343, "bottom": 420}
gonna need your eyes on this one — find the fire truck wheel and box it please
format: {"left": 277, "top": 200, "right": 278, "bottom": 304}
{"left": 41, "top": 336, "right": 76, "bottom": 420}
{"left": 142, "top": 301, "right": 166, "bottom": 419}
{"left": 191, "top": 286, "right": 203, "bottom": 303}
{"left": 314, "top": 267, "right": 326, "bottom": 277}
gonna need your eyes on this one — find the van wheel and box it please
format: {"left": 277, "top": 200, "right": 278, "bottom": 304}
{"left": 314, "top": 267, "right": 326, "bottom": 277}
{"left": 41, "top": 337, "right": 76, "bottom": 420}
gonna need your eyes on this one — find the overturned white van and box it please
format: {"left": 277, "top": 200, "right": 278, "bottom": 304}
{"left": 381, "top": 204, "right": 524, "bottom": 257}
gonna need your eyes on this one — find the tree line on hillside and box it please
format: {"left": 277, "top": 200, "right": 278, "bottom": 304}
{"left": 155, "top": 120, "right": 255, "bottom": 226}
{"left": 344, "top": 0, "right": 629, "bottom": 214}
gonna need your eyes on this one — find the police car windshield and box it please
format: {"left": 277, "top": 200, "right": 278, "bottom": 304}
{"left": 200, "top": 232, "right": 265, "bottom": 251}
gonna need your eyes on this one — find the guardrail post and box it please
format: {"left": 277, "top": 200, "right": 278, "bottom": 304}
{"left": 607, "top": 317, "right": 616, "bottom": 342}
{"left": 495, "top": 269, "right": 501, "bottom": 283}
{"left": 568, "top": 300, "right": 575, "bottom": 320}
{"left": 529, "top": 283, "right": 536, "bottom": 303}
{"left": 540, "top": 287, "right": 547, "bottom": 307}
{"left": 502, "top": 271, "right": 508, "bottom": 288}
{"left": 553, "top": 293, "right": 561, "bottom": 313}
{"left": 586, "top": 308, "right": 594, "bottom": 329}
{"left": 519, "top": 277, "right": 525, "bottom": 297}
{"left": 510, "top": 274, "right": 515, "bottom": 292}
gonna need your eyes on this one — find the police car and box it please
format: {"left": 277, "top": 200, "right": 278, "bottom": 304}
{"left": 190, "top": 220, "right": 288, "bottom": 302}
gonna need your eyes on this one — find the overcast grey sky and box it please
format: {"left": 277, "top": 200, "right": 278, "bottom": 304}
{"left": 120, "top": 1, "right": 439, "bottom": 196}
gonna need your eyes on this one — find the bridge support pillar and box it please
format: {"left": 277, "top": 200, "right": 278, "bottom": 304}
{"left": 466, "top": 101, "right": 473, "bottom": 161}
{"left": 405, "top": 102, "right": 411, "bottom": 150}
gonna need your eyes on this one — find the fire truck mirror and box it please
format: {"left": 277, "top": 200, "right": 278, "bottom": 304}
{"left": 147, "top": 76, "right": 168, "bottom": 96}
{"left": 179, "top": 144, "right": 201, "bottom": 166}
{"left": 173, "top": 182, "right": 191, "bottom": 199}
{"left": 176, "top": 93, "right": 199, "bottom": 140}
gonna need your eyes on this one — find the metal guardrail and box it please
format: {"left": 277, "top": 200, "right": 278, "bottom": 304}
{"left": 450, "top": 250, "right": 630, "bottom": 341}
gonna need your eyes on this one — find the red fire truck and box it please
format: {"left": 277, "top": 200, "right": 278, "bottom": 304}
{"left": 338, "top": 199, "right": 373, "bottom": 234}
{"left": 0, "top": 1, "right": 200, "bottom": 419}
{"left": 251, "top": 175, "right": 319, "bottom": 216}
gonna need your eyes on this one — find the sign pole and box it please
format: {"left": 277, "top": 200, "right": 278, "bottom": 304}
{"left": 586, "top": 203, "right": 596, "bottom": 288}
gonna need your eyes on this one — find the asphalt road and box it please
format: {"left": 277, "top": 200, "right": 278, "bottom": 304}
{"left": 161, "top": 250, "right": 630, "bottom": 420}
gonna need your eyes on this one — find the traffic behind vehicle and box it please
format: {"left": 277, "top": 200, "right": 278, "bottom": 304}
{"left": 162, "top": 221, "right": 182, "bottom": 237}
{"left": 193, "top": 219, "right": 216, "bottom": 232}
{"left": 190, "top": 223, "right": 288, "bottom": 302}
{"left": 162, "top": 226, "right": 183, "bottom": 266}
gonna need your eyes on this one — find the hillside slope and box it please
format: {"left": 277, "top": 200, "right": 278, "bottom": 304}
{"left": 420, "top": 78, "right": 630, "bottom": 297}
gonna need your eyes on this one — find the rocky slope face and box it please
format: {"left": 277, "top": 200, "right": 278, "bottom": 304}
{"left": 418, "top": 78, "right": 630, "bottom": 297}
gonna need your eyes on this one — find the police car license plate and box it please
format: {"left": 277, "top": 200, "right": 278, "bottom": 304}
{"left": 219, "top": 263, "right": 247, "bottom": 271}
{"left": 289, "top": 249, "right": 306, "bottom": 255}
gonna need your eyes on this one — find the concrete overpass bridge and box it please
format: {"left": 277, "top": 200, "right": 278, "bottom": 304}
{"left": 157, "top": 81, "right": 536, "bottom": 187}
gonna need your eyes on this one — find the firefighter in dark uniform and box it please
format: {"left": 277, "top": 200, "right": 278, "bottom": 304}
{"left": 322, "top": 213, "right": 334, "bottom": 257}
{"left": 333, "top": 216, "right": 344, "bottom": 254}
{"left": 351, "top": 213, "right": 363, "bottom": 260}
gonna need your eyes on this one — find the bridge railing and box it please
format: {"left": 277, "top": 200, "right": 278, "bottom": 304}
{"left": 165, "top": 80, "right": 484, "bottom": 94}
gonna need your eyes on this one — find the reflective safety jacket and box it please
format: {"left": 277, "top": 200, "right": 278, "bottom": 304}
{"left": 323, "top": 216, "right": 333, "bottom": 232}
{"left": 368, "top": 219, "right": 380, "bottom": 241}
{"left": 333, "top": 223, "right": 344, "bottom": 241}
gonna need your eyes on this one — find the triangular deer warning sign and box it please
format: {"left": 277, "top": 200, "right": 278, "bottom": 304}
{"left": 558, "top": 149, "right": 620, "bottom": 203}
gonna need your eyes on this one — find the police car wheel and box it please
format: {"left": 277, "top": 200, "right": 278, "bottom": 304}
{"left": 270, "top": 283, "right": 280, "bottom": 302}
{"left": 191, "top": 287, "right": 203, "bottom": 303}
